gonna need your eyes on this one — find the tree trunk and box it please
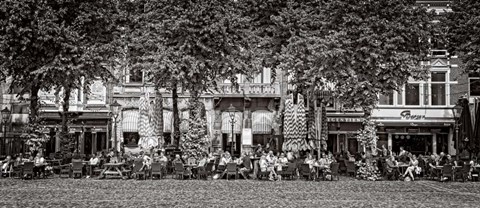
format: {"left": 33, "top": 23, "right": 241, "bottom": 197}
{"left": 172, "top": 82, "right": 180, "bottom": 148}
{"left": 60, "top": 88, "right": 71, "bottom": 154}
{"left": 29, "top": 85, "right": 41, "bottom": 124}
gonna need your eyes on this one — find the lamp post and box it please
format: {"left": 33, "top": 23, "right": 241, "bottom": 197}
{"left": 227, "top": 104, "right": 236, "bottom": 157}
{"left": 1, "top": 107, "right": 11, "bottom": 156}
{"left": 110, "top": 100, "right": 122, "bottom": 157}
{"left": 451, "top": 103, "right": 463, "bottom": 160}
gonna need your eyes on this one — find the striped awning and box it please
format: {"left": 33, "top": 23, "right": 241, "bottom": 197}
{"left": 222, "top": 112, "right": 243, "bottom": 134}
{"left": 122, "top": 110, "right": 139, "bottom": 132}
{"left": 252, "top": 110, "right": 273, "bottom": 134}
{"left": 163, "top": 110, "right": 173, "bottom": 133}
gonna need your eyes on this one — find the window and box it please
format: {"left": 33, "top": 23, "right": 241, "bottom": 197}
{"left": 379, "top": 91, "right": 394, "bottom": 105}
{"left": 470, "top": 78, "right": 480, "bottom": 97}
{"left": 397, "top": 88, "right": 403, "bottom": 105}
{"left": 431, "top": 72, "right": 446, "bottom": 105}
{"left": 405, "top": 84, "right": 420, "bottom": 105}
{"left": 128, "top": 69, "right": 143, "bottom": 83}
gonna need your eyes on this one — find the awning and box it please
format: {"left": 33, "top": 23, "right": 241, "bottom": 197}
{"left": 222, "top": 112, "right": 243, "bottom": 134}
{"left": 122, "top": 110, "right": 139, "bottom": 132}
{"left": 252, "top": 110, "right": 273, "bottom": 134}
{"left": 163, "top": 110, "right": 173, "bottom": 133}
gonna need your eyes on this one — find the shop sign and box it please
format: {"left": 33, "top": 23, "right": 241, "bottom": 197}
{"left": 400, "top": 110, "right": 425, "bottom": 120}
{"left": 327, "top": 117, "right": 363, "bottom": 123}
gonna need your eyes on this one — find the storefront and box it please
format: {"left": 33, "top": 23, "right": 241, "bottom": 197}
{"left": 372, "top": 108, "right": 455, "bottom": 156}
{"left": 326, "top": 116, "right": 364, "bottom": 154}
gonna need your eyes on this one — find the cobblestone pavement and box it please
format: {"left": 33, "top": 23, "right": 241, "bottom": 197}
{"left": 1, "top": 176, "right": 479, "bottom": 207}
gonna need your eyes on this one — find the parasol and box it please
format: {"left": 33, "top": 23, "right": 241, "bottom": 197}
{"left": 138, "top": 92, "right": 158, "bottom": 150}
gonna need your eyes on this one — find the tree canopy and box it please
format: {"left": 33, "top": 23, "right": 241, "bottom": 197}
{"left": 446, "top": 0, "right": 480, "bottom": 73}
{"left": 249, "top": 0, "right": 434, "bottom": 111}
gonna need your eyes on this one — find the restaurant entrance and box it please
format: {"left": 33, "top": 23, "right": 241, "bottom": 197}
{"left": 392, "top": 134, "right": 432, "bottom": 156}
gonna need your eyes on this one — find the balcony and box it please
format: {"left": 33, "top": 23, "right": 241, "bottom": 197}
{"left": 215, "top": 83, "right": 281, "bottom": 97}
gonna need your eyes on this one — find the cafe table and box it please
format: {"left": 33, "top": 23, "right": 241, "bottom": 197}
{"left": 100, "top": 162, "right": 125, "bottom": 179}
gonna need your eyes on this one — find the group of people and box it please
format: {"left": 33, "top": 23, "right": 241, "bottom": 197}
{"left": 0, "top": 152, "right": 48, "bottom": 178}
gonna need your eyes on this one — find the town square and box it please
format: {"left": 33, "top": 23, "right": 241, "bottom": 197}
{"left": 1, "top": 0, "right": 480, "bottom": 207}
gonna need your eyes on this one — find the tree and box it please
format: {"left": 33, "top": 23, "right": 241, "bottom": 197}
{"left": 180, "top": 100, "right": 209, "bottom": 157}
{"left": 0, "top": 0, "right": 120, "bottom": 154}
{"left": 274, "top": 0, "right": 433, "bottom": 112}
{"left": 128, "top": 0, "right": 260, "bottom": 147}
{"left": 446, "top": 0, "right": 480, "bottom": 73}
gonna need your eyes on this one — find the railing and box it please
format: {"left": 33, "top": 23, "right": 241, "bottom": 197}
{"left": 216, "top": 83, "right": 280, "bottom": 96}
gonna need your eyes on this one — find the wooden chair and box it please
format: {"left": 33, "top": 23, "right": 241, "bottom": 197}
{"left": 226, "top": 163, "right": 238, "bottom": 180}
{"left": 22, "top": 162, "right": 34, "bottom": 180}
{"left": 151, "top": 162, "right": 162, "bottom": 180}
{"left": 300, "top": 164, "right": 313, "bottom": 180}
{"left": 121, "top": 161, "right": 133, "bottom": 178}
{"left": 205, "top": 162, "right": 214, "bottom": 178}
{"left": 11, "top": 165, "right": 23, "bottom": 179}
{"left": 327, "top": 162, "right": 340, "bottom": 181}
{"left": 346, "top": 161, "right": 356, "bottom": 177}
{"left": 59, "top": 164, "right": 71, "bottom": 178}
{"left": 174, "top": 163, "right": 189, "bottom": 180}
{"left": 441, "top": 164, "right": 453, "bottom": 182}
{"left": 281, "top": 163, "right": 296, "bottom": 180}
{"left": 132, "top": 161, "right": 146, "bottom": 180}
{"left": 72, "top": 162, "right": 84, "bottom": 178}
{"left": 455, "top": 164, "right": 471, "bottom": 182}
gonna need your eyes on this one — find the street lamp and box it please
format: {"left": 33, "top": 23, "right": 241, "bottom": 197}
{"left": 110, "top": 100, "right": 122, "bottom": 157}
{"left": 226, "top": 104, "right": 237, "bottom": 157}
{"left": 1, "top": 107, "right": 11, "bottom": 156}
{"left": 451, "top": 103, "right": 463, "bottom": 160}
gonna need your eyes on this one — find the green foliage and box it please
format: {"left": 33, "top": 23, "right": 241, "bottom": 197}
{"left": 127, "top": 0, "right": 261, "bottom": 94}
{"left": 180, "top": 101, "right": 210, "bottom": 157}
{"left": 250, "top": 0, "right": 433, "bottom": 111}
{"left": 446, "top": 0, "right": 480, "bottom": 73}
{"left": 356, "top": 118, "right": 379, "bottom": 153}
{"left": 20, "top": 122, "right": 50, "bottom": 154}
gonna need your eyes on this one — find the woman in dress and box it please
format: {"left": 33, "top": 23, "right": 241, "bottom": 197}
{"left": 402, "top": 154, "right": 420, "bottom": 181}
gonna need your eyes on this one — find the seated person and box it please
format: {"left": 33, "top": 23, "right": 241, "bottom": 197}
{"left": 87, "top": 153, "right": 100, "bottom": 177}
{"left": 236, "top": 152, "right": 252, "bottom": 179}
{"left": 140, "top": 152, "right": 152, "bottom": 171}
{"left": 197, "top": 154, "right": 208, "bottom": 167}
{"left": 259, "top": 155, "right": 268, "bottom": 172}
{"left": 304, "top": 153, "right": 316, "bottom": 172}
{"left": 385, "top": 156, "right": 399, "bottom": 180}
{"left": 1, "top": 155, "right": 13, "bottom": 176}
{"left": 277, "top": 153, "right": 288, "bottom": 172}
{"left": 402, "top": 154, "right": 420, "bottom": 181}
{"left": 172, "top": 154, "right": 183, "bottom": 164}
{"left": 158, "top": 152, "right": 168, "bottom": 163}
{"left": 33, "top": 153, "right": 46, "bottom": 178}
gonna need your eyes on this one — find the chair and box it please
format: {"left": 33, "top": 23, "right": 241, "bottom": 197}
{"left": 338, "top": 160, "right": 347, "bottom": 174}
{"left": 455, "top": 164, "right": 471, "bottom": 182}
{"left": 226, "top": 163, "right": 238, "bottom": 180}
{"left": 122, "top": 161, "right": 133, "bottom": 178}
{"left": 346, "top": 161, "right": 356, "bottom": 177}
{"left": 300, "top": 164, "right": 313, "bottom": 180}
{"left": 281, "top": 163, "right": 296, "bottom": 180}
{"left": 327, "top": 162, "right": 340, "bottom": 181}
{"left": 441, "top": 164, "right": 453, "bottom": 182}
{"left": 22, "top": 162, "right": 34, "bottom": 180}
{"left": 174, "top": 163, "right": 189, "bottom": 180}
{"left": 216, "top": 164, "right": 226, "bottom": 174}
{"left": 151, "top": 162, "right": 162, "bottom": 180}
{"left": 72, "top": 162, "right": 84, "bottom": 178}
{"left": 60, "top": 164, "right": 71, "bottom": 178}
{"left": 205, "top": 162, "right": 214, "bottom": 178}
{"left": 132, "top": 161, "right": 146, "bottom": 180}
{"left": 11, "top": 165, "right": 23, "bottom": 179}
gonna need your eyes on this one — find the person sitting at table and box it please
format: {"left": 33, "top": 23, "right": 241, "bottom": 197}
{"left": 1, "top": 155, "right": 13, "bottom": 176}
{"left": 33, "top": 152, "right": 46, "bottom": 178}
{"left": 304, "top": 153, "right": 316, "bottom": 173}
{"left": 286, "top": 151, "right": 294, "bottom": 162}
{"left": 157, "top": 152, "right": 168, "bottom": 163}
{"left": 239, "top": 152, "right": 252, "bottom": 179}
{"left": 172, "top": 154, "right": 183, "bottom": 164}
{"left": 445, "top": 154, "right": 455, "bottom": 166}
{"left": 402, "top": 154, "right": 420, "bottom": 181}
{"left": 14, "top": 153, "right": 24, "bottom": 167}
{"left": 86, "top": 153, "right": 100, "bottom": 178}
{"left": 207, "top": 152, "right": 216, "bottom": 163}
{"left": 385, "top": 155, "right": 399, "bottom": 180}
{"left": 277, "top": 153, "right": 288, "bottom": 171}
{"left": 139, "top": 152, "right": 152, "bottom": 171}
{"left": 254, "top": 144, "right": 263, "bottom": 157}
{"left": 438, "top": 152, "right": 447, "bottom": 165}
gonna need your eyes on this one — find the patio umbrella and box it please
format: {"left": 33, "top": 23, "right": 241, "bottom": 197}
{"left": 151, "top": 91, "right": 164, "bottom": 148}
{"left": 282, "top": 93, "right": 311, "bottom": 152}
{"left": 458, "top": 98, "right": 474, "bottom": 151}
{"left": 138, "top": 93, "right": 158, "bottom": 150}
{"left": 473, "top": 99, "right": 480, "bottom": 154}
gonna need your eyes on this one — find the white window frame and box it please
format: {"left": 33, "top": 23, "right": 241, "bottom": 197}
{"left": 429, "top": 70, "right": 448, "bottom": 107}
